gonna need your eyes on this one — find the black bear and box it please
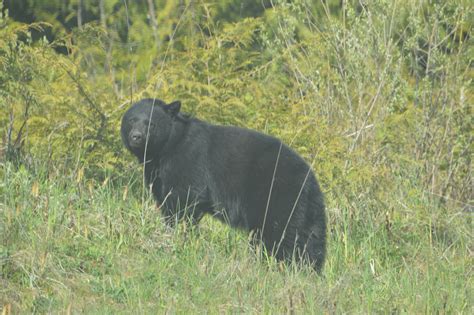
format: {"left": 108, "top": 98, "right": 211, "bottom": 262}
{"left": 121, "top": 98, "right": 326, "bottom": 272}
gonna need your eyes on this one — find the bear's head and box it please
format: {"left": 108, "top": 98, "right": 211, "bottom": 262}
{"left": 121, "top": 98, "right": 181, "bottom": 162}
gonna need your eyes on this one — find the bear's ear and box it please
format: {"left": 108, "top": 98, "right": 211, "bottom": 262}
{"left": 166, "top": 101, "right": 181, "bottom": 116}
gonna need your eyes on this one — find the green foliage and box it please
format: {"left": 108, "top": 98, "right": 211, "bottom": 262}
{"left": 1, "top": 0, "right": 472, "bottom": 312}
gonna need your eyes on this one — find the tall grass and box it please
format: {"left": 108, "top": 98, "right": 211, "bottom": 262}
{"left": 1, "top": 159, "right": 471, "bottom": 313}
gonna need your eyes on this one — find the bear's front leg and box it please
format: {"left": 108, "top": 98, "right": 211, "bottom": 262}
{"left": 160, "top": 187, "right": 209, "bottom": 227}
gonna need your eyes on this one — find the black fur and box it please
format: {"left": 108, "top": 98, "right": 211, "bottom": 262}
{"left": 121, "top": 98, "right": 327, "bottom": 272}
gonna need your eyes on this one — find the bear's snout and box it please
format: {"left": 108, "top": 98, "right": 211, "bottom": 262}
{"left": 129, "top": 130, "right": 144, "bottom": 147}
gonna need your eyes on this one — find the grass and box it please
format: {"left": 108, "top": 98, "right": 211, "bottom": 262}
{"left": 1, "top": 161, "right": 471, "bottom": 313}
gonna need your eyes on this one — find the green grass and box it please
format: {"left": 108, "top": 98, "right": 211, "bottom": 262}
{"left": 1, "top": 162, "right": 471, "bottom": 313}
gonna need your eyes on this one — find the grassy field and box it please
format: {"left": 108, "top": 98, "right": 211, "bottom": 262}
{"left": 1, "top": 0, "right": 472, "bottom": 313}
{"left": 1, "top": 160, "right": 471, "bottom": 313}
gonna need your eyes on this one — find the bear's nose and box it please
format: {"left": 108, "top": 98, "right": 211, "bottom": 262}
{"left": 130, "top": 131, "right": 142, "bottom": 142}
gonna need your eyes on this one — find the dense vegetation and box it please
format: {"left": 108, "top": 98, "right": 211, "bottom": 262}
{"left": 1, "top": 0, "right": 472, "bottom": 313}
